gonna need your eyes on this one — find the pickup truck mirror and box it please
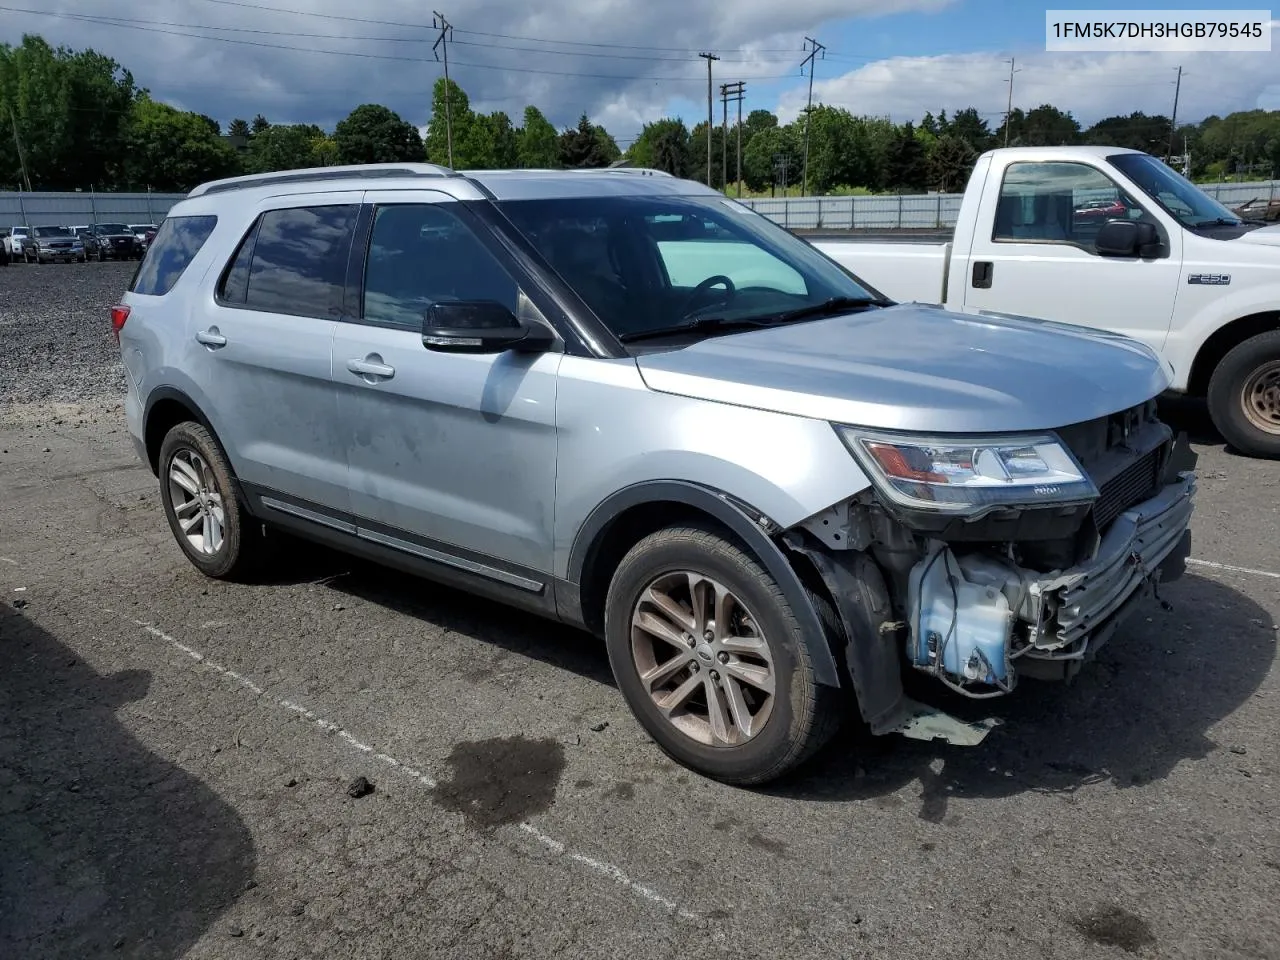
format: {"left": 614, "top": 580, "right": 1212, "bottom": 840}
{"left": 421, "top": 299, "right": 553, "bottom": 354}
{"left": 1095, "top": 219, "right": 1161, "bottom": 259}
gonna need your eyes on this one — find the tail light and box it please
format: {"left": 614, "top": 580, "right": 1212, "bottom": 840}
{"left": 111, "top": 304, "right": 130, "bottom": 341}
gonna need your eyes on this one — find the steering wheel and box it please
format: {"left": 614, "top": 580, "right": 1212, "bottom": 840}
{"left": 679, "top": 274, "right": 736, "bottom": 318}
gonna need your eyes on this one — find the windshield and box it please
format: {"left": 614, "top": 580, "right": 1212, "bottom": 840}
{"left": 97, "top": 223, "right": 130, "bottom": 233}
{"left": 33, "top": 226, "right": 71, "bottom": 238}
{"left": 1109, "top": 152, "right": 1242, "bottom": 228}
{"left": 494, "top": 194, "right": 880, "bottom": 341}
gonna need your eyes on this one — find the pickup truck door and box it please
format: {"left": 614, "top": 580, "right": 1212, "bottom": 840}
{"left": 960, "top": 159, "right": 1182, "bottom": 355}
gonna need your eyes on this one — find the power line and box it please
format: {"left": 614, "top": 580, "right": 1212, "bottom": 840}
{"left": 0, "top": 7, "right": 805, "bottom": 83}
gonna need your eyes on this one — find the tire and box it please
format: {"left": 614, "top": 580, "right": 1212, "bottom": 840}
{"left": 157, "top": 421, "right": 266, "bottom": 581}
{"left": 1207, "top": 329, "right": 1280, "bottom": 459}
{"left": 603, "top": 523, "right": 842, "bottom": 786}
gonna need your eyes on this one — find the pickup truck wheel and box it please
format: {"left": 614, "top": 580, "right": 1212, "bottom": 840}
{"left": 603, "top": 524, "right": 840, "bottom": 785}
{"left": 158, "top": 422, "right": 266, "bottom": 581}
{"left": 1207, "top": 330, "right": 1280, "bottom": 459}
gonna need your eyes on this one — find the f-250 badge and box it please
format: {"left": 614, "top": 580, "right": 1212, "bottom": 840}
{"left": 1187, "top": 274, "right": 1231, "bottom": 285}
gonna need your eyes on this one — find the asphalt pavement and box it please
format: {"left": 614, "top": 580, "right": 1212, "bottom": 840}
{"left": 2, "top": 262, "right": 1278, "bottom": 959}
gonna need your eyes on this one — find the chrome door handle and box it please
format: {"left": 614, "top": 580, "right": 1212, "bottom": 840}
{"left": 196, "top": 328, "right": 227, "bottom": 347}
{"left": 347, "top": 357, "right": 395, "bottom": 379}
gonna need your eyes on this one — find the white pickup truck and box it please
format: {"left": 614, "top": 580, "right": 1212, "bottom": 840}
{"left": 809, "top": 146, "right": 1280, "bottom": 458}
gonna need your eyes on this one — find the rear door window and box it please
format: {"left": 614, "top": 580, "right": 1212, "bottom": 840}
{"left": 129, "top": 215, "right": 219, "bottom": 296}
{"left": 237, "top": 205, "right": 357, "bottom": 318}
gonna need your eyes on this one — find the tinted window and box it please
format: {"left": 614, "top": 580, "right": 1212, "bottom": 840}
{"left": 362, "top": 203, "right": 518, "bottom": 329}
{"left": 994, "top": 161, "right": 1151, "bottom": 248}
{"left": 33, "top": 226, "right": 71, "bottom": 238}
{"left": 241, "top": 205, "right": 357, "bottom": 318}
{"left": 218, "top": 222, "right": 256, "bottom": 304}
{"left": 130, "top": 215, "right": 219, "bottom": 297}
{"left": 97, "top": 223, "right": 131, "bottom": 234}
{"left": 496, "top": 195, "right": 876, "bottom": 340}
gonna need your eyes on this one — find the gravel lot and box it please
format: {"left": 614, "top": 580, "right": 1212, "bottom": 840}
{"left": 2, "top": 260, "right": 1279, "bottom": 959}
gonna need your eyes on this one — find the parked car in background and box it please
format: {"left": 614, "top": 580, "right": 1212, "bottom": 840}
{"left": 114, "top": 162, "right": 1197, "bottom": 785}
{"left": 129, "top": 223, "right": 158, "bottom": 251}
{"left": 3, "top": 224, "right": 29, "bottom": 263}
{"left": 88, "top": 222, "right": 144, "bottom": 260}
{"left": 25, "top": 225, "right": 85, "bottom": 264}
{"left": 71, "top": 225, "right": 103, "bottom": 259}
{"left": 810, "top": 146, "right": 1280, "bottom": 459}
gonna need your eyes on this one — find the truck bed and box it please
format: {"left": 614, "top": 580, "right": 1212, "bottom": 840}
{"left": 806, "top": 233, "right": 953, "bottom": 305}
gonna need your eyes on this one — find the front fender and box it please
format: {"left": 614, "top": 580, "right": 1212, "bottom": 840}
{"left": 567, "top": 479, "right": 844, "bottom": 689}
{"left": 1166, "top": 278, "right": 1280, "bottom": 393}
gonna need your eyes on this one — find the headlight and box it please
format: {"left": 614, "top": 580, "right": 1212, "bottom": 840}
{"left": 834, "top": 426, "right": 1097, "bottom": 517}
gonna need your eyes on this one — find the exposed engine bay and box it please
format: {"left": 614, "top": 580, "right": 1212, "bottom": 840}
{"left": 784, "top": 399, "right": 1198, "bottom": 743}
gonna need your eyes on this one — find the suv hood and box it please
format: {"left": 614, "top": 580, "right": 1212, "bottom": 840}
{"left": 634, "top": 303, "right": 1171, "bottom": 433}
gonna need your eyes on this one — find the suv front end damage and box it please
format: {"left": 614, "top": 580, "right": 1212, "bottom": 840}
{"left": 785, "top": 400, "right": 1197, "bottom": 744}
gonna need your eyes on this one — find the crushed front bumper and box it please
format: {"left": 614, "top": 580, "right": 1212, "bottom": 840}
{"left": 907, "top": 470, "right": 1197, "bottom": 693}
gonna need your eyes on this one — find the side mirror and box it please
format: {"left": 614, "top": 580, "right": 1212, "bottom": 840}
{"left": 1095, "top": 219, "right": 1161, "bottom": 259}
{"left": 420, "top": 299, "right": 552, "bottom": 354}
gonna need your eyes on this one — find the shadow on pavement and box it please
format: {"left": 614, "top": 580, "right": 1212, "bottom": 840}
{"left": 765, "top": 572, "right": 1276, "bottom": 815}
{"left": 0, "top": 605, "right": 256, "bottom": 959}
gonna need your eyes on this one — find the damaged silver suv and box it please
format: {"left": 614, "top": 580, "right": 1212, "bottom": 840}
{"left": 116, "top": 163, "right": 1197, "bottom": 785}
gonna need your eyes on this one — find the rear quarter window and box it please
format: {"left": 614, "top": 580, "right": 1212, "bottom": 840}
{"left": 129, "top": 215, "right": 219, "bottom": 297}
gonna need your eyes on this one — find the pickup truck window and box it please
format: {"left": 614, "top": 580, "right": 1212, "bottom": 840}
{"left": 994, "top": 161, "right": 1149, "bottom": 250}
{"left": 1107, "top": 152, "right": 1242, "bottom": 229}
{"left": 496, "top": 195, "right": 876, "bottom": 340}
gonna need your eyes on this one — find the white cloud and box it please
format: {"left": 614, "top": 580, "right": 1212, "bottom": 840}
{"left": 777, "top": 47, "right": 1280, "bottom": 128}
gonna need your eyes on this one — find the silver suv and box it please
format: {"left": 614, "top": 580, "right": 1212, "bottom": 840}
{"left": 115, "top": 163, "right": 1197, "bottom": 785}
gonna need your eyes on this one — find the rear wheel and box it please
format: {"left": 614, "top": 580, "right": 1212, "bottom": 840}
{"left": 603, "top": 524, "right": 841, "bottom": 785}
{"left": 157, "top": 421, "right": 266, "bottom": 580}
{"left": 1207, "top": 329, "right": 1280, "bottom": 459}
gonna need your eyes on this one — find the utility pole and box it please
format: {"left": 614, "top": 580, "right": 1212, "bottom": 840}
{"left": 720, "top": 83, "right": 729, "bottom": 193}
{"left": 1002, "top": 57, "right": 1020, "bottom": 147}
{"left": 699, "top": 52, "right": 719, "bottom": 187}
{"left": 1167, "top": 65, "right": 1183, "bottom": 160}
{"left": 8, "top": 104, "right": 32, "bottom": 193}
{"left": 721, "top": 80, "right": 746, "bottom": 197}
{"left": 800, "top": 37, "right": 825, "bottom": 197}
{"left": 432, "top": 11, "right": 454, "bottom": 167}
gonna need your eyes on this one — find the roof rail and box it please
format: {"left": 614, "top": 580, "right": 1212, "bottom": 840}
{"left": 579, "top": 166, "right": 675, "bottom": 177}
{"left": 186, "top": 162, "right": 457, "bottom": 198}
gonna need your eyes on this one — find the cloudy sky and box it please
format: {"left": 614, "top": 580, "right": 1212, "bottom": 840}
{"left": 2, "top": 0, "right": 1277, "bottom": 148}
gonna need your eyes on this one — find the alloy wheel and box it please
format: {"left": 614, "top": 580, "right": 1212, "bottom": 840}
{"left": 167, "top": 448, "right": 227, "bottom": 556}
{"left": 629, "top": 570, "right": 776, "bottom": 747}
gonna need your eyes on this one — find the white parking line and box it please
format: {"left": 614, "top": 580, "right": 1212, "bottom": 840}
{"left": 1187, "top": 558, "right": 1280, "bottom": 581}
{"left": 127, "top": 615, "right": 696, "bottom": 922}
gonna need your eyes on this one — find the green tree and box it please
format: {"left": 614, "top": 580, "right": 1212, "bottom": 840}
{"left": 627, "top": 118, "right": 690, "bottom": 175}
{"left": 1083, "top": 111, "right": 1171, "bottom": 152}
{"left": 333, "top": 103, "right": 422, "bottom": 165}
{"left": 942, "top": 107, "right": 992, "bottom": 153}
{"left": 885, "top": 121, "right": 928, "bottom": 191}
{"left": 480, "top": 111, "right": 519, "bottom": 167}
{"left": 742, "top": 124, "right": 800, "bottom": 192}
{"left": 558, "top": 114, "right": 618, "bottom": 168}
{"left": 517, "top": 106, "right": 559, "bottom": 167}
{"left": 997, "top": 104, "right": 1081, "bottom": 147}
{"left": 122, "top": 94, "right": 240, "bottom": 190}
{"left": 244, "top": 123, "right": 322, "bottom": 173}
{"left": 0, "top": 34, "right": 139, "bottom": 189}
{"left": 424, "top": 77, "right": 488, "bottom": 167}
{"left": 250, "top": 114, "right": 270, "bottom": 134}
{"left": 228, "top": 117, "right": 250, "bottom": 138}
{"left": 927, "top": 134, "right": 978, "bottom": 192}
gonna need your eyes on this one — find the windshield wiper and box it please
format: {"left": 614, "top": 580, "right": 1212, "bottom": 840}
{"left": 619, "top": 296, "right": 892, "bottom": 344}
{"left": 766, "top": 295, "right": 893, "bottom": 323}
{"left": 620, "top": 316, "right": 779, "bottom": 343}
{"left": 1194, "top": 217, "right": 1243, "bottom": 228}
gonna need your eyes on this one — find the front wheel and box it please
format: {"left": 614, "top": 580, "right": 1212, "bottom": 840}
{"left": 157, "top": 421, "right": 266, "bottom": 580}
{"left": 603, "top": 524, "right": 841, "bottom": 785}
{"left": 1207, "top": 329, "right": 1280, "bottom": 459}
